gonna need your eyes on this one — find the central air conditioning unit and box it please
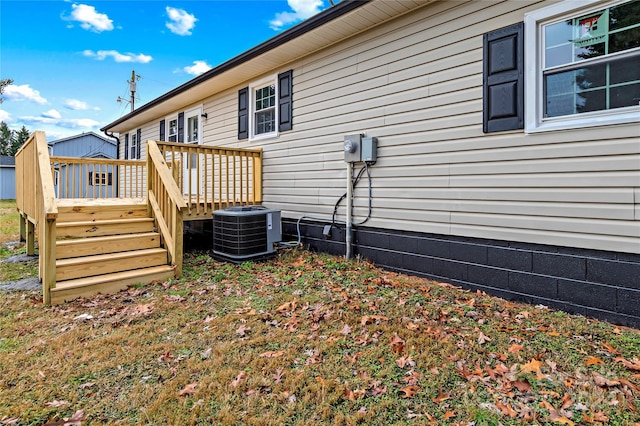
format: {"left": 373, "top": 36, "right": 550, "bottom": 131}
{"left": 212, "top": 206, "right": 281, "bottom": 262}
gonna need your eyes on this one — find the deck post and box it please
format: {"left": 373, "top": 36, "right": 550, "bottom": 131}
{"left": 26, "top": 219, "right": 35, "bottom": 256}
{"left": 173, "top": 211, "right": 183, "bottom": 279}
{"left": 19, "top": 213, "right": 26, "bottom": 242}
{"left": 42, "top": 218, "right": 56, "bottom": 305}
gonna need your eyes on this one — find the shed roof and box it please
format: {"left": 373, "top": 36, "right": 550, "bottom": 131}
{"left": 101, "top": 0, "right": 427, "bottom": 134}
{"left": 0, "top": 156, "right": 16, "bottom": 166}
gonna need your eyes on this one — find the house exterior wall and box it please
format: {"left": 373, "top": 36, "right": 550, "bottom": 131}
{"left": 123, "top": 0, "right": 640, "bottom": 325}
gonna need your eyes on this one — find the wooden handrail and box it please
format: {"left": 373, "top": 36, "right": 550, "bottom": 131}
{"left": 147, "top": 140, "right": 186, "bottom": 277}
{"left": 15, "top": 131, "right": 58, "bottom": 304}
{"left": 50, "top": 156, "right": 146, "bottom": 199}
{"left": 156, "top": 141, "right": 263, "bottom": 218}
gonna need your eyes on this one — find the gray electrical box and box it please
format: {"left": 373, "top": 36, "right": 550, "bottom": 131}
{"left": 343, "top": 134, "right": 362, "bottom": 163}
{"left": 361, "top": 137, "right": 377, "bottom": 163}
{"left": 344, "top": 134, "right": 377, "bottom": 163}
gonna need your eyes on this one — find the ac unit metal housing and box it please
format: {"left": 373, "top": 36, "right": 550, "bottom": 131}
{"left": 212, "top": 206, "right": 281, "bottom": 261}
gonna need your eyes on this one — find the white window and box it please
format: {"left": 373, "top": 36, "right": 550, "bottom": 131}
{"left": 525, "top": 0, "right": 640, "bottom": 132}
{"left": 168, "top": 118, "right": 178, "bottom": 142}
{"left": 249, "top": 77, "right": 277, "bottom": 140}
{"left": 89, "top": 172, "right": 112, "bottom": 186}
{"left": 130, "top": 132, "right": 138, "bottom": 159}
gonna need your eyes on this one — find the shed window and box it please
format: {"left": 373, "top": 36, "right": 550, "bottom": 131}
{"left": 525, "top": 0, "right": 640, "bottom": 132}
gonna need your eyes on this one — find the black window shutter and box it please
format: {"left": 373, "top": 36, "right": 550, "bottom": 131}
{"left": 159, "top": 119, "right": 165, "bottom": 141}
{"left": 278, "top": 70, "right": 293, "bottom": 132}
{"left": 177, "top": 112, "right": 184, "bottom": 143}
{"left": 136, "top": 128, "right": 142, "bottom": 159}
{"left": 483, "top": 22, "right": 524, "bottom": 133}
{"left": 108, "top": 173, "right": 113, "bottom": 186}
{"left": 124, "top": 134, "right": 129, "bottom": 160}
{"left": 88, "top": 171, "right": 93, "bottom": 186}
{"left": 238, "top": 87, "right": 248, "bottom": 139}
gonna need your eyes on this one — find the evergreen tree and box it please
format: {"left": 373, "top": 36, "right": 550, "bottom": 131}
{"left": 12, "top": 126, "right": 30, "bottom": 155}
{"left": 0, "top": 78, "right": 13, "bottom": 104}
{"left": 0, "top": 122, "right": 31, "bottom": 156}
{"left": 0, "top": 122, "right": 12, "bottom": 156}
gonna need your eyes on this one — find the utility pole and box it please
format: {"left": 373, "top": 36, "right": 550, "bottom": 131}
{"left": 117, "top": 70, "right": 140, "bottom": 113}
{"left": 128, "top": 70, "right": 136, "bottom": 112}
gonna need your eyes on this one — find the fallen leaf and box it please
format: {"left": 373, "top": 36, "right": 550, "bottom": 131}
{"left": 585, "top": 356, "right": 604, "bottom": 366}
{"left": 443, "top": 410, "right": 456, "bottom": 420}
{"left": 541, "top": 400, "right": 575, "bottom": 425}
{"left": 477, "top": 331, "right": 491, "bottom": 345}
{"left": 496, "top": 401, "right": 517, "bottom": 418}
{"left": 601, "top": 342, "right": 621, "bottom": 355}
{"left": 592, "top": 372, "right": 620, "bottom": 387}
{"left": 341, "top": 324, "right": 352, "bottom": 335}
{"left": 520, "top": 358, "right": 543, "bottom": 374}
{"left": 273, "top": 368, "right": 284, "bottom": 384}
{"left": 276, "top": 300, "right": 297, "bottom": 313}
{"left": 583, "top": 411, "right": 609, "bottom": 424}
{"left": 508, "top": 343, "right": 524, "bottom": 353}
{"left": 513, "top": 380, "right": 531, "bottom": 392}
{"left": 395, "top": 355, "right": 415, "bottom": 369}
{"left": 259, "top": 350, "right": 285, "bottom": 358}
{"left": 178, "top": 383, "right": 197, "bottom": 396}
{"left": 45, "top": 400, "right": 70, "bottom": 408}
{"left": 561, "top": 393, "right": 573, "bottom": 410}
{"left": 431, "top": 388, "right": 450, "bottom": 403}
{"left": 236, "top": 324, "right": 250, "bottom": 337}
{"left": 615, "top": 356, "right": 640, "bottom": 371}
{"left": 400, "top": 385, "right": 419, "bottom": 398}
{"left": 390, "top": 333, "right": 405, "bottom": 355}
{"left": 360, "top": 315, "right": 389, "bottom": 326}
{"left": 231, "top": 371, "right": 247, "bottom": 388}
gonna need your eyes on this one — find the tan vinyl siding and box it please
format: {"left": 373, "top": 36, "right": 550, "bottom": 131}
{"left": 134, "top": 0, "right": 640, "bottom": 254}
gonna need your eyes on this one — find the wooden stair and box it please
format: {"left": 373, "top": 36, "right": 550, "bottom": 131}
{"left": 50, "top": 199, "right": 176, "bottom": 304}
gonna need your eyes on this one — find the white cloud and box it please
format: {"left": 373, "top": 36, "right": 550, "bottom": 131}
{"left": 270, "top": 0, "right": 324, "bottom": 30}
{"left": 65, "top": 99, "right": 89, "bottom": 110}
{"left": 83, "top": 50, "right": 152, "bottom": 63}
{"left": 0, "top": 110, "right": 11, "bottom": 122}
{"left": 4, "top": 84, "right": 47, "bottom": 104}
{"left": 166, "top": 7, "right": 197, "bottom": 36}
{"left": 67, "top": 3, "right": 114, "bottom": 32}
{"left": 20, "top": 115, "right": 100, "bottom": 129}
{"left": 42, "top": 109, "right": 62, "bottom": 119}
{"left": 183, "top": 60, "right": 212, "bottom": 76}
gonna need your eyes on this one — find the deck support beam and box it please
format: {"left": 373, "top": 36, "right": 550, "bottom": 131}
{"left": 26, "top": 219, "right": 35, "bottom": 256}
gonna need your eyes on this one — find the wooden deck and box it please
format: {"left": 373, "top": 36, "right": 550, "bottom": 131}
{"left": 15, "top": 133, "right": 263, "bottom": 304}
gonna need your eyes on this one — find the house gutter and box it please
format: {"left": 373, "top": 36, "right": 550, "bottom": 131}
{"left": 100, "top": 0, "right": 371, "bottom": 133}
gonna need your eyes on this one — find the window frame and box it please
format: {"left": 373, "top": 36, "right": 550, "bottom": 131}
{"left": 165, "top": 106, "right": 202, "bottom": 144}
{"left": 248, "top": 75, "right": 278, "bottom": 141}
{"left": 129, "top": 131, "right": 139, "bottom": 159}
{"left": 89, "top": 171, "right": 112, "bottom": 186}
{"left": 524, "top": 0, "right": 640, "bottom": 133}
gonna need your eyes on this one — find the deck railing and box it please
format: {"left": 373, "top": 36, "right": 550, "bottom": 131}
{"left": 156, "top": 141, "right": 263, "bottom": 218}
{"left": 15, "top": 131, "right": 58, "bottom": 304}
{"left": 49, "top": 156, "right": 146, "bottom": 199}
{"left": 147, "top": 140, "right": 187, "bottom": 277}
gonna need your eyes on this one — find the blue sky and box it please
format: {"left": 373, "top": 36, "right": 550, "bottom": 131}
{"left": 0, "top": 0, "right": 327, "bottom": 141}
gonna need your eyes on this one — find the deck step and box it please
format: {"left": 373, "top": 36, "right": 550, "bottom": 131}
{"left": 50, "top": 265, "right": 175, "bottom": 305}
{"left": 56, "top": 232, "right": 161, "bottom": 259}
{"left": 56, "top": 199, "right": 147, "bottom": 223}
{"left": 56, "top": 218, "right": 156, "bottom": 239}
{"left": 56, "top": 248, "right": 168, "bottom": 281}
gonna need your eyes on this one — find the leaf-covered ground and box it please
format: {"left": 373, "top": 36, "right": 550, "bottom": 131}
{"left": 1, "top": 248, "right": 639, "bottom": 425}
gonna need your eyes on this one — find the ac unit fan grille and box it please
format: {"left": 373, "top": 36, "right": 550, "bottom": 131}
{"left": 213, "top": 214, "right": 268, "bottom": 257}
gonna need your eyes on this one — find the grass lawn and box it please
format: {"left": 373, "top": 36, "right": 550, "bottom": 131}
{"left": 0, "top": 201, "right": 639, "bottom": 425}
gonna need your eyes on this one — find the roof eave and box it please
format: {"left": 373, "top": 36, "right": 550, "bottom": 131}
{"left": 100, "top": 0, "right": 371, "bottom": 133}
